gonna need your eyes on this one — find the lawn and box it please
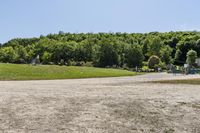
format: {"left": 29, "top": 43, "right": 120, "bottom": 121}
{"left": 152, "top": 79, "right": 200, "bottom": 85}
{"left": 0, "top": 63, "right": 139, "bottom": 80}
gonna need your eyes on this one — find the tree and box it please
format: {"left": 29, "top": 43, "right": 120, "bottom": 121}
{"left": 1, "top": 31, "right": 200, "bottom": 69}
{"left": 174, "top": 40, "right": 196, "bottom": 65}
{"left": 186, "top": 50, "right": 197, "bottom": 66}
{"left": 142, "top": 39, "right": 149, "bottom": 60}
{"left": 0, "top": 47, "right": 18, "bottom": 63}
{"left": 169, "top": 37, "right": 179, "bottom": 58}
{"left": 196, "top": 39, "right": 200, "bottom": 57}
{"left": 41, "top": 52, "right": 52, "bottom": 64}
{"left": 15, "top": 46, "right": 28, "bottom": 63}
{"left": 125, "top": 45, "right": 144, "bottom": 68}
{"left": 174, "top": 49, "right": 183, "bottom": 65}
{"left": 75, "top": 40, "right": 94, "bottom": 62}
{"left": 96, "top": 39, "right": 120, "bottom": 67}
{"left": 51, "top": 42, "right": 76, "bottom": 64}
{"left": 160, "top": 45, "right": 173, "bottom": 65}
{"left": 148, "top": 55, "right": 161, "bottom": 69}
{"left": 147, "top": 37, "right": 163, "bottom": 57}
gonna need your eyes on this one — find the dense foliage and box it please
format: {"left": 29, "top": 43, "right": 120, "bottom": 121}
{"left": 186, "top": 50, "right": 197, "bottom": 66}
{"left": 0, "top": 31, "right": 200, "bottom": 68}
{"left": 148, "top": 55, "right": 161, "bottom": 69}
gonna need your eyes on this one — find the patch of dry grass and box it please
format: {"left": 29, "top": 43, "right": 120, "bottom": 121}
{"left": 151, "top": 78, "right": 200, "bottom": 85}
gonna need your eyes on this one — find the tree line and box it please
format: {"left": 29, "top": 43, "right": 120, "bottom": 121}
{"left": 0, "top": 31, "right": 199, "bottom": 69}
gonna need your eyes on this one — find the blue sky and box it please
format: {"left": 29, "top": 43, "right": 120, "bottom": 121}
{"left": 0, "top": 0, "right": 200, "bottom": 43}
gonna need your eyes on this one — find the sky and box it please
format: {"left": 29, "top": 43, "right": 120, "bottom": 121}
{"left": 0, "top": 0, "right": 200, "bottom": 43}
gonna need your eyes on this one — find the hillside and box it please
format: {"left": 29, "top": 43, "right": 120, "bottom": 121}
{"left": 0, "top": 31, "right": 200, "bottom": 68}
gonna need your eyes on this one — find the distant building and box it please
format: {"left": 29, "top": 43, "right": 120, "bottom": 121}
{"left": 195, "top": 58, "right": 200, "bottom": 66}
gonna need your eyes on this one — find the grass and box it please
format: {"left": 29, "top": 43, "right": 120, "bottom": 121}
{"left": 152, "top": 79, "right": 200, "bottom": 85}
{"left": 0, "top": 63, "right": 139, "bottom": 80}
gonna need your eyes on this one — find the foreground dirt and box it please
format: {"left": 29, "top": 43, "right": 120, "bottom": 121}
{"left": 0, "top": 73, "right": 200, "bottom": 133}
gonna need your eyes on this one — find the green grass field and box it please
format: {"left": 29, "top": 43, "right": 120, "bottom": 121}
{"left": 152, "top": 79, "right": 200, "bottom": 85}
{"left": 0, "top": 63, "right": 139, "bottom": 80}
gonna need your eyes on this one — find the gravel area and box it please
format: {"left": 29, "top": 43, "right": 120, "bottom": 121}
{"left": 0, "top": 73, "right": 200, "bottom": 133}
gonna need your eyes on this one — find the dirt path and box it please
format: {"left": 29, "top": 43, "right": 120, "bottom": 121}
{"left": 0, "top": 73, "right": 200, "bottom": 133}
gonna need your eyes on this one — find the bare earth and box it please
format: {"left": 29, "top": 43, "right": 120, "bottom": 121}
{"left": 0, "top": 73, "right": 200, "bottom": 133}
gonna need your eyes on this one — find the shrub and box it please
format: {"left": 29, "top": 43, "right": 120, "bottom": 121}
{"left": 186, "top": 50, "right": 197, "bottom": 66}
{"left": 148, "top": 55, "right": 161, "bottom": 69}
{"left": 141, "top": 66, "right": 149, "bottom": 72}
{"left": 158, "top": 62, "right": 166, "bottom": 69}
{"left": 84, "top": 62, "right": 93, "bottom": 67}
{"left": 67, "top": 60, "right": 76, "bottom": 66}
{"left": 76, "top": 61, "right": 85, "bottom": 66}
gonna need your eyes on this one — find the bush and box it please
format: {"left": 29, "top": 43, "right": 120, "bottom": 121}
{"left": 67, "top": 61, "right": 93, "bottom": 67}
{"left": 84, "top": 62, "right": 93, "bottom": 67}
{"left": 148, "top": 55, "right": 161, "bottom": 69}
{"left": 141, "top": 66, "right": 149, "bottom": 72}
{"left": 67, "top": 60, "right": 76, "bottom": 66}
{"left": 141, "top": 66, "right": 154, "bottom": 72}
{"left": 158, "top": 62, "right": 166, "bottom": 69}
{"left": 186, "top": 50, "right": 197, "bottom": 66}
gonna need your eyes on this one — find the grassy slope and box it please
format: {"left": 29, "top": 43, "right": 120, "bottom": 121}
{"left": 0, "top": 63, "right": 138, "bottom": 80}
{"left": 152, "top": 79, "right": 200, "bottom": 85}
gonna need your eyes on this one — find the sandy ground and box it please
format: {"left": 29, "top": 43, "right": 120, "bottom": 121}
{"left": 0, "top": 73, "right": 200, "bottom": 133}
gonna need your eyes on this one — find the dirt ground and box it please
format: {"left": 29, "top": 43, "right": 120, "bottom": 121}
{"left": 0, "top": 73, "right": 200, "bottom": 133}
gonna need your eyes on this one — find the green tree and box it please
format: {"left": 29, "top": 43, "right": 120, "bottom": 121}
{"left": 41, "top": 52, "right": 52, "bottom": 64}
{"left": 196, "top": 39, "right": 200, "bottom": 57}
{"left": 160, "top": 45, "right": 173, "bottom": 65}
{"left": 51, "top": 42, "right": 76, "bottom": 64}
{"left": 15, "top": 46, "right": 28, "bottom": 63}
{"left": 147, "top": 37, "right": 163, "bottom": 57}
{"left": 96, "top": 39, "right": 120, "bottom": 67}
{"left": 125, "top": 45, "right": 144, "bottom": 68}
{"left": 0, "top": 47, "right": 18, "bottom": 63}
{"left": 174, "top": 40, "right": 196, "bottom": 65}
{"left": 2, "top": 31, "right": 200, "bottom": 68}
{"left": 186, "top": 50, "right": 197, "bottom": 66}
{"left": 142, "top": 39, "right": 149, "bottom": 60}
{"left": 75, "top": 40, "right": 94, "bottom": 62}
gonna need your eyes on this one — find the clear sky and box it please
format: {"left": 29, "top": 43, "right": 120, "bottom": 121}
{"left": 0, "top": 0, "right": 200, "bottom": 43}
